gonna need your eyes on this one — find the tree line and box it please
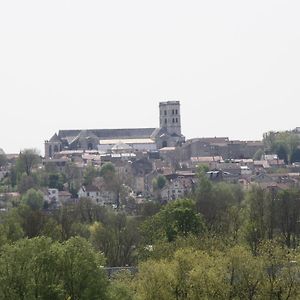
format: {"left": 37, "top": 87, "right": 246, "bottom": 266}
{"left": 0, "top": 150, "right": 300, "bottom": 299}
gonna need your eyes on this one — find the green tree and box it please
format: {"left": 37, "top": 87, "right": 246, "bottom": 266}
{"left": 275, "top": 188, "right": 300, "bottom": 248}
{"left": 243, "top": 186, "right": 271, "bottom": 254}
{"left": 16, "top": 149, "right": 40, "bottom": 176}
{"left": 48, "top": 173, "right": 65, "bottom": 190}
{"left": 0, "top": 153, "right": 7, "bottom": 168}
{"left": 276, "top": 144, "right": 288, "bottom": 164}
{"left": 83, "top": 164, "right": 99, "bottom": 186}
{"left": 99, "top": 162, "right": 132, "bottom": 208}
{"left": 17, "top": 173, "right": 37, "bottom": 194}
{"left": 15, "top": 189, "right": 46, "bottom": 238}
{"left": 0, "top": 237, "right": 110, "bottom": 300}
{"left": 108, "top": 270, "right": 134, "bottom": 300}
{"left": 100, "top": 162, "right": 116, "bottom": 180}
{"left": 60, "top": 237, "right": 109, "bottom": 300}
{"left": 21, "top": 188, "right": 44, "bottom": 211}
{"left": 290, "top": 148, "right": 300, "bottom": 163}
{"left": 142, "top": 199, "right": 206, "bottom": 243}
{"left": 0, "top": 237, "right": 63, "bottom": 300}
{"left": 90, "top": 214, "right": 140, "bottom": 266}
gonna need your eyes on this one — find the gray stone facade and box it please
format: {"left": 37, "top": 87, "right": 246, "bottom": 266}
{"left": 45, "top": 101, "right": 185, "bottom": 158}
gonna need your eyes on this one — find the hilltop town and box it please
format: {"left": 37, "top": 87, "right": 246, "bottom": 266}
{"left": 1, "top": 102, "right": 300, "bottom": 298}
{"left": 1, "top": 101, "right": 300, "bottom": 210}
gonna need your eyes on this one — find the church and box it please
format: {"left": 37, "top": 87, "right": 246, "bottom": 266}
{"left": 45, "top": 101, "right": 185, "bottom": 158}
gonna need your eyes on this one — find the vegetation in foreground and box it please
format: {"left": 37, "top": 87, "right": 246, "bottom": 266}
{"left": 0, "top": 153, "right": 300, "bottom": 299}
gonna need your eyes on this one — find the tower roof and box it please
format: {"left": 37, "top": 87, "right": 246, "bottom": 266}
{"left": 159, "top": 101, "right": 180, "bottom": 106}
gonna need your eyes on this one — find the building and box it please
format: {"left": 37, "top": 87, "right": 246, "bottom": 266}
{"left": 78, "top": 184, "right": 115, "bottom": 206}
{"left": 45, "top": 101, "right": 185, "bottom": 158}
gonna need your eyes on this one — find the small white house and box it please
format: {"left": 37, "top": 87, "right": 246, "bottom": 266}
{"left": 78, "top": 185, "right": 115, "bottom": 206}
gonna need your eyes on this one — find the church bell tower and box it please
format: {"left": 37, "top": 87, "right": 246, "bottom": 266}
{"left": 159, "top": 101, "right": 182, "bottom": 136}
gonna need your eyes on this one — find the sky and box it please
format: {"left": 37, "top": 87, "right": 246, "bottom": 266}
{"left": 1, "top": 0, "right": 300, "bottom": 154}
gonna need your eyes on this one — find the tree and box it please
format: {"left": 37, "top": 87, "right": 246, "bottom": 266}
{"left": 290, "top": 148, "right": 300, "bottom": 163}
{"left": 0, "top": 237, "right": 110, "bottom": 300}
{"left": 263, "top": 131, "right": 300, "bottom": 164}
{"left": 259, "top": 241, "right": 300, "bottom": 300}
{"left": 48, "top": 173, "right": 65, "bottom": 190}
{"left": 60, "top": 237, "right": 109, "bottom": 300}
{"left": 64, "top": 162, "right": 81, "bottom": 196}
{"left": 14, "top": 189, "right": 46, "bottom": 238}
{"left": 16, "top": 149, "right": 40, "bottom": 176}
{"left": 136, "top": 259, "right": 177, "bottom": 300}
{"left": 83, "top": 164, "right": 99, "bottom": 186}
{"left": 90, "top": 213, "right": 140, "bottom": 266}
{"left": 0, "top": 237, "right": 63, "bottom": 300}
{"left": 21, "top": 188, "right": 44, "bottom": 211}
{"left": 0, "top": 153, "right": 7, "bottom": 169}
{"left": 276, "top": 144, "right": 289, "bottom": 164}
{"left": 155, "top": 175, "right": 167, "bottom": 190}
{"left": 99, "top": 162, "right": 132, "bottom": 208}
{"left": 142, "top": 199, "right": 206, "bottom": 243}
{"left": 275, "top": 188, "right": 300, "bottom": 248}
{"left": 17, "top": 173, "right": 37, "bottom": 194}
{"left": 108, "top": 270, "right": 134, "bottom": 300}
{"left": 243, "top": 186, "right": 272, "bottom": 254}
{"left": 100, "top": 162, "right": 116, "bottom": 180}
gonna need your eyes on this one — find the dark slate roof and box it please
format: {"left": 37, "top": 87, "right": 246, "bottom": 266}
{"left": 49, "top": 133, "right": 62, "bottom": 143}
{"left": 58, "top": 128, "right": 156, "bottom": 140}
{"left": 69, "top": 130, "right": 99, "bottom": 146}
{"left": 151, "top": 127, "right": 184, "bottom": 139}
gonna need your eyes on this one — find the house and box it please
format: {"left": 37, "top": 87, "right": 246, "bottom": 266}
{"left": 189, "top": 156, "right": 223, "bottom": 169}
{"left": 161, "top": 177, "right": 193, "bottom": 202}
{"left": 78, "top": 184, "right": 115, "bottom": 206}
{"left": 160, "top": 172, "right": 196, "bottom": 202}
{"left": 58, "top": 191, "right": 72, "bottom": 203}
{"left": 44, "top": 188, "right": 61, "bottom": 208}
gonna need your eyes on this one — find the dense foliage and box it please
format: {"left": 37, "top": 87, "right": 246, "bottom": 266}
{"left": 1, "top": 156, "right": 300, "bottom": 299}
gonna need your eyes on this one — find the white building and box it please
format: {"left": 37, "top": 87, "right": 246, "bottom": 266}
{"left": 78, "top": 185, "right": 115, "bottom": 206}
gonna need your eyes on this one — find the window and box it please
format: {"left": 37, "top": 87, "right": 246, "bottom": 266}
{"left": 172, "top": 109, "right": 174, "bottom": 115}
{"left": 164, "top": 110, "right": 167, "bottom": 115}
{"left": 172, "top": 118, "right": 175, "bottom": 123}
{"left": 165, "top": 119, "right": 167, "bottom": 124}
{"left": 175, "top": 109, "right": 178, "bottom": 114}
{"left": 176, "top": 118, "right": 178, "bottom": 123}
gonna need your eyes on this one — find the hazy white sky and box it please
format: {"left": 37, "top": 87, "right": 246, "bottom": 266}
{"left": 1, "top": 0, "right": 300, "bottom": 154}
